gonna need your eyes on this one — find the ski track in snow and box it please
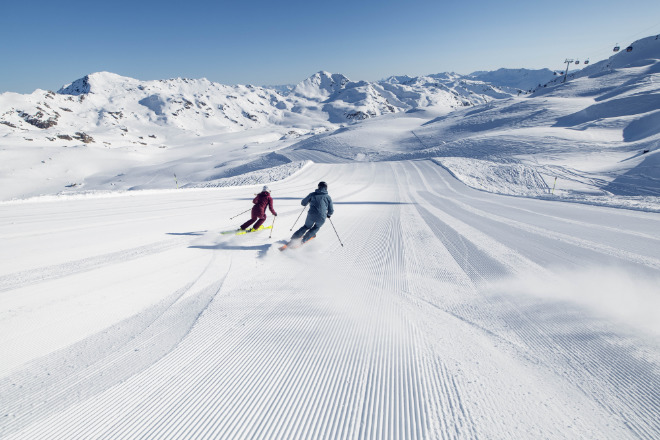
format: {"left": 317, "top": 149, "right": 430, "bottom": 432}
{"left": 0, "top": 239, "right": 186, "bottom": 293}
{"left": 1, "top": 161, "right": 659, "bottom": 439}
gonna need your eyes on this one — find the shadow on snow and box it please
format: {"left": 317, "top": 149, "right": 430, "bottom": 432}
{"left": 189, "top": 243, "right": 272, "bottom": 259}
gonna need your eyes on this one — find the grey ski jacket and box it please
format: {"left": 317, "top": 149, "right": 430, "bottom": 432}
{"left": 301, "top": 188, "right": 334, "bottom": 221}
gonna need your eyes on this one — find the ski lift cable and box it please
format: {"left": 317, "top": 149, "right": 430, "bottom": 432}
{"left": 605, "top": 20, "right": 660, "bottom": 51}
{"left": 556, "top": 23, "right": 660, "bottom": 78}
{"left": 572, "top": 21, "right": 660, "bottom": 66}
{"left": 621, "top": 20, "right": 660, "bottom": 43}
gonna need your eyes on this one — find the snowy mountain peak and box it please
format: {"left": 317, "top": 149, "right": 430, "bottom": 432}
{"left": 57, "top": 75, "right": 91, "bottom": 95}
{"left": 57, "top": 72, "right": 137, "bottom": 95}
{"left": 381, "top": 75, "right": 417, "bottom": 85}
{"left": 292, "top": 71, "right": 351, "bottom": 100}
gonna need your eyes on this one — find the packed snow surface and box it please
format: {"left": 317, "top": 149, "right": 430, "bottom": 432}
{"left": 1, "top": 35, "right": 660, "bottom": 439}
{"left": 1, "top": 162, "right": 659, "bottom": 439}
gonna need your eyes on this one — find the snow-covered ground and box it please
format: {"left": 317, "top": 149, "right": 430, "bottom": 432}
{"left": 2, "top": 161, "right": 659, "bottom": 439}
{"left": 1, "top": 35, "right": 660, "bottom": 439}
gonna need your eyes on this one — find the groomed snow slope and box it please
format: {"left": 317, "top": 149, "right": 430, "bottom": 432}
{"left": 1, "top": 161, "right": 659, "bottom": 439}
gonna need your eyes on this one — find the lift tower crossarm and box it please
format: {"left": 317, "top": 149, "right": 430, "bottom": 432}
{"left": 563, "top": 59, "right": 575, "bottom": 83}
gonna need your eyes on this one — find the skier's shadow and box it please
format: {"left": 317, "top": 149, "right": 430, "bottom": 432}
{"left": 189, "top": 243, "right": 272, "bottom": 259}
{"left": 233, "top": 197, "right": 301, "bottom": 201}
{"left": 333, "top": 201, "right": 413, "bottom": 205}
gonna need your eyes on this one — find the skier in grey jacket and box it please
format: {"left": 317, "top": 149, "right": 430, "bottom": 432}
{"left": 291, "top": 181, "right": 334, "bottom": 243}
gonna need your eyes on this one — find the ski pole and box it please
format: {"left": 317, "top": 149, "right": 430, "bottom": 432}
{"left": 269, "top": 215, "right": 276, "bottom": 238}
{"left": 328, "top": 217, "right": 344, "bottom": 247}
{"left": 290, "top": 206, "right": 307, "bottom": 231}
{"left": 229, "top": 208, "right": 251, "bottom": 220}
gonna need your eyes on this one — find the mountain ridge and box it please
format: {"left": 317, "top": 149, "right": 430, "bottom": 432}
{"left": 0, "top": 68, "right": 556, "bottom": 145}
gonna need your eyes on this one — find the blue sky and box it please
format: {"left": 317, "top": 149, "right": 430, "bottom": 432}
{"left": 1, "top": 0, "right": 659, "bottom": 93}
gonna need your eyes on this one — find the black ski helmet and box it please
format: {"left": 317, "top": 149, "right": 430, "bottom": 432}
{"left": 318, "top": 181, "right": 327, "bottom": 189}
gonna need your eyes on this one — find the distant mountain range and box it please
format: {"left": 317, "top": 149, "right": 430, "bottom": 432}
{"left": 1, "top": 35, "right": 659, "bottom": 202}
{"left": 0, "top": 68, "right": 556, "bottom": 146}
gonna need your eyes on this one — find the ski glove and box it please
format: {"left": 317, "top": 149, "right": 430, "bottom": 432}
{"left": 327, "top": 215, "right": 331, "bottom": 218}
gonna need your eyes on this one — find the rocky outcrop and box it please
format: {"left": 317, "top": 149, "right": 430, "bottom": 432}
{"left": 19, "top": 110, "right": 59, "bottom": 128}
{"left": 74, "top": 132, "right": 94, "bottom": 143}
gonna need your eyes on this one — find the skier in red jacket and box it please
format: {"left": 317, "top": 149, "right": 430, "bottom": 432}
{"left": 240, "top": 186, "right": 277, "bottom": 231}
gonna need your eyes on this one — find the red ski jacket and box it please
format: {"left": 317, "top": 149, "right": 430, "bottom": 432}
{"left": 252, "top": 191, "right": 277, "bottom": 216}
